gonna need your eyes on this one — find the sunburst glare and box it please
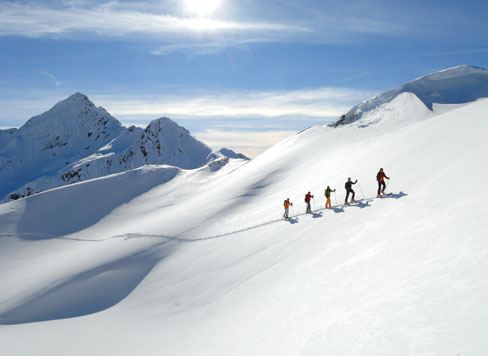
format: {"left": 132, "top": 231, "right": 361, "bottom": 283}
{"left": 184, "top": 0, "right": 222, "bottom": 17}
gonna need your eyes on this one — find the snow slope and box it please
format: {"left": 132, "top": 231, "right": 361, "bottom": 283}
{"left": 1, "top": 89, "right": 487, "bottom": 355}
{"left": 0, "top": 93, "right": 229, "bottom": 202}
{"left": 333, "top": 64, "right": 488, "bottom": 126}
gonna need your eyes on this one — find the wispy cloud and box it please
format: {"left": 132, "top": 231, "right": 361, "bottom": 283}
{"left": 195, "top": 129, "right": 296, "bottom": 158}
{"left": 94, "top": 87, "right": 375, "bottom": 121}
{"left": 150, "top": 38, "right": 267, "bottom": 55}
{"left": 343, "top": 71, "right": 372, "bottom": 82}
{"left": 95, "top": 87, "right": 375, "bottom": 156}
{"left": 0, "top": 2, "right": 306, "bottom": 39}
{"left": 410, "top": 48, "right": 488, "bottom": 58}
{"left": 0, "top": 1, "right": 411, "bottom": 54}
{"left": 322, "top": 68, "right": 354, "bottom": 73}
{"left": 41, "top": 71, "right": 61, "bottom": 86}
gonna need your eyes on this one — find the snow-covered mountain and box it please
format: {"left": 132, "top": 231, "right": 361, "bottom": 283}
{"left": 0, "top": 93, "right": 241, "bottom": 202}
{"left": 218, "top": 148, "right": 250, "bottom": 160}
{"left": 1, "top": 67, "right": 488, "bottom": 355}
{"left": 332, "top": 64, "right": 488, "bottom": 126}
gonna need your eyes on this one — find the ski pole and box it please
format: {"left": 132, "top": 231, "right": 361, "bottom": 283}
{"left": 385, "top": 178, "right": 390, "bottom": 193}
{"left": 334, "top": 191, "right": 338, "bottom": 206}
{"left": 357, "top": 181, "right": 366, "bottom": 199}
{"left": 313, "top": 197, "right": 317, "bottom": 211}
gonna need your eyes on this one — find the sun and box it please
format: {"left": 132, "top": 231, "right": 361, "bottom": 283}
{"left": 184, "top": 0, "right": 222, "bottom": 17}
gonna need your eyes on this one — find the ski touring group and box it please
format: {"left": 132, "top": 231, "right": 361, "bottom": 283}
{"left": 283, "top": 168, "right": 390, "bottom": 219}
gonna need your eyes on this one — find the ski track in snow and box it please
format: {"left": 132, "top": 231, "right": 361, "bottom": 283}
{"left": 0, "top": 192, "right": 407, "bottom": 244}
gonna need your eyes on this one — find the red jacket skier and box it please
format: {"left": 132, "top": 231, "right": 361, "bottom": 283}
{"left": 305, "top": 192, "right": 314, "bottom": 213}
{"left": 376, "top": 168, "right": 390, "bottom": 197}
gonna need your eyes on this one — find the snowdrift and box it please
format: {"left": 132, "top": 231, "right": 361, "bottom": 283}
{"left": 1, "top": 92, "right": 488, "bottom": 355}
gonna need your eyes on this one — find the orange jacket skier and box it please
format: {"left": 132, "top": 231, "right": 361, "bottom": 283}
{"left": 283, "top": 198, "right": 293, "bottom": 219}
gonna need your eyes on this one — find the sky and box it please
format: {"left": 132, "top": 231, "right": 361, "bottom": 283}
{"left": 1, "top": 0, "right": 487, "bottom": 157}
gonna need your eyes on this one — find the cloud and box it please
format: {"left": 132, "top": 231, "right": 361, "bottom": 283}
{"left": 93, "top": 87, "right": 375, "bottom": 156}
{"left": 410, "top": 48, "right": 488, "bottom": 58}
{"left": 322, "top": 69, "right": 354, "bottom": 73}
{"left": 93, "top": 87, "right": 375, "bottom": 121}
{"left": 41, "top": 71, "right": 61, "bottom": 86}
{"left": 342, "top": 71, "right": 372, "bottom": 82}
{"left": 0, "top": 1, "right": 411, "bottom": 54}
{"left": 195, "top": 129, "right": 296, "bottom": 158}
{"left": 150, "top": 38, "right": 267, "bottom": 55}
{"left": 0, "top": 2, "right": 307, "bottom": 39}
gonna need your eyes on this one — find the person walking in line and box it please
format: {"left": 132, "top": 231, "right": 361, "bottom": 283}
{"left": 325, "top": 186, "right": 335, "bottom": 208}
{"left": 376, "top": 168, "right": 390, "bottom": 197}
{"left": 305, "top": 192, "right": 314, "bottom": 213}
{"left": 283, "top": 198, "right": 293, "bottom": 219}
{"left": 345, "top": 177, "right": 357, "bottom": 205}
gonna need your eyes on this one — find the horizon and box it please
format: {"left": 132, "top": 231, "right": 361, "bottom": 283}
{"left": 1, "top": 0, "right": 488, "bottom": 157}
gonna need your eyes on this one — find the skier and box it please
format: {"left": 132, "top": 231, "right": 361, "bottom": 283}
{"left": 376, "top": 168, "right": 390, "bottom": 197}
{"left": 283, "top": 198, "right": 293, "bottom": 219}
{"left": 304, "top": 192, "right": 314, "bottom": 213}
{"left": 324, "top": 186, "right": 335, "bottom": 208}
{"left": 344, "top": 177, "right": 357, "bottom": 205}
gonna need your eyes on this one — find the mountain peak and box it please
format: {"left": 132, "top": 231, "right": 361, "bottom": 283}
{"left": 64, "top": 91, "right": 93, "bottom": 105}
{"left": 22, "top": 92, "right": 121, "bottom": 132}
{"left": 68, "top": 91, "right": 90, "bottom": 99}
{"left": 144, "top": 117, "right": 191, "bottom": 138}
{"left": 149, "top": 117, "right": 183, "bottom": 129}
{"left": 219, "top": 148, "right": 250, "bottom": 160}
{"left": 52, "top": 91, "right": 96, "bottom": 111}
{"left": 332, "top": 64, "right": 488, "bottom": 127}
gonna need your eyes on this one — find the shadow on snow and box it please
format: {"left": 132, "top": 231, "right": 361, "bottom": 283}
{"left": 0, "top": 242, "right": 176, "bottom": 325}
{"left": 384, "top": 191, "right": 408, "bottom": 199}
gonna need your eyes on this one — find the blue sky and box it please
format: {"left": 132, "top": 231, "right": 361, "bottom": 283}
{"left": 1, "top": 0, "right": 487, "bottom": 156}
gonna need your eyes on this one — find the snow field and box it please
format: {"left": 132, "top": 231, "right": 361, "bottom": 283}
{"left": 1, "top": 95, "right": 488, "bottom": 355}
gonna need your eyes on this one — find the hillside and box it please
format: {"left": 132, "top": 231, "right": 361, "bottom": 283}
{"left": 1, "top": 88, "right": 487, "bottom": 355}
